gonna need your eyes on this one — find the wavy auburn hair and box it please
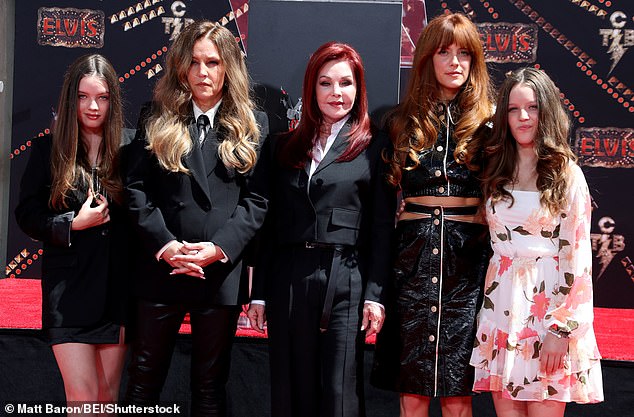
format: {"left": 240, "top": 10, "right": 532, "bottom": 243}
{"left": 50, "top": 54, "right": 123, "bottom": 210}
{"left": 386, "top": 12, "right": 493, "bottom": 186}
{"left": 146, "top": 21, "right": 261, "bottom": 174}
{"left": 279, "top": 41, "right": 372, "bottom": 168}
{"left": 481, "top": 67, "right": 576, "bottom": 214}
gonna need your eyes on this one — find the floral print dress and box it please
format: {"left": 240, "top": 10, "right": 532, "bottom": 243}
{"left": 470, "top": 164, "right": 604, "bottom": 403}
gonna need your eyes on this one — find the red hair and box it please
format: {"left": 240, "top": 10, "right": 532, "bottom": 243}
{"left": 279, "top": 41, "right": 372, "bottom": 167}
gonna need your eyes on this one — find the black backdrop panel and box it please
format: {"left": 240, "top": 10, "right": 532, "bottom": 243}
{"left": 6, "top": 1, "right": 634, "bottom": 309}
{"left": 246, "top": 0, "right": 402, "bottom": 133}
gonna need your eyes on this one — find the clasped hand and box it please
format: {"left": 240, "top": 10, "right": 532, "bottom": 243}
{"left": 71, "top": 190, "right": 110, "bottom": 230}
{"left": 162, "top": 241, "right": 223, "bottom": 279}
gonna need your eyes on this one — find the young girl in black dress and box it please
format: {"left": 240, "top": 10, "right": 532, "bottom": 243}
{"left": 16, "top": 54, "right": 131, "bottom": 406}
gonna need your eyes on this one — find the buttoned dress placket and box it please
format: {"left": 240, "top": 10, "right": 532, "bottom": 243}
{"left": 430, "top": 105, "right": 454, "bottom": 396}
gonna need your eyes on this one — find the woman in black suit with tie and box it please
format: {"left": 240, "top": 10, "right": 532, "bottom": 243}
{"left": 15, "top": 54, "right": 131, "bottom": 405}
{"left": 246, "top": 42, "right": 397, "bottom": 417}
{"left": 123, "top": 21, "right": 268, "bottom": 415}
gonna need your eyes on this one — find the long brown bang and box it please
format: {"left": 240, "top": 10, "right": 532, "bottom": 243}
{"left": 437, "top": 19, "right": 481, "bottom": 53}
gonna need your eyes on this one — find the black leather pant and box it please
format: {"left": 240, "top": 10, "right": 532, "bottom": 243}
{"left": 125, "top": 298, "right": 240, "bottom": 416}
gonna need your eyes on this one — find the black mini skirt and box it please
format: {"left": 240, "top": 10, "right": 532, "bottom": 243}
{"left": 47, "top": 320, "right": 122, "bottom": 346}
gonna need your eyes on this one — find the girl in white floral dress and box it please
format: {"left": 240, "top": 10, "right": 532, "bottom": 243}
{"left": 470, "top": 67, "right": 603, "bottom": 417}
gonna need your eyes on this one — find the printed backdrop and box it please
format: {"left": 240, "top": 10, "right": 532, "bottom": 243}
{"left": 6, "top": 0, "right": 634, "bottom": 310}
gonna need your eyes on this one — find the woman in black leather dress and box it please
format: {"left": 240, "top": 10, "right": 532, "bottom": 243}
{"left": 372, "top": 13, "right": 493, "bottom": 417}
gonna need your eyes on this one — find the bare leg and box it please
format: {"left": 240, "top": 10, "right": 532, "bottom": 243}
{"left": 527, "top": 400, "right": 566, "bottom": 417}
{"left": 52, "top": 343, "right": 99, "bottom": 416}
{"left": 95, "top": 340, "right": 127, "bottom": 403}
{"left": 400, "top": 393, "right": 430, "bottom": 417}
{"left": 492, "top": 392, "right": 528, "bottom": 417}
{"left": 440, "top": 396, "right": 472, "bottom": 417}
{"left": 94, "top": 327, "right": 127, "bottom": 403}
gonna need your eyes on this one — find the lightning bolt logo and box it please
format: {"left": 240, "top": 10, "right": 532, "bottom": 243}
{"left": 596, "top": 234, "right": 615, "bottom": 279}
{"left": 606, "top": 29, "right": 628, "bottom": 75}
{"left": 592, "top": 216, "right": 627, "bottom": 282}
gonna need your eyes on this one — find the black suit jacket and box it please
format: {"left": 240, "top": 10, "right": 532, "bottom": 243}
{"left": 15, "top": 131, "right": 135, "bottom": 328}
{"left": 250, "top": 124, "right": 397, "bottom": 304}
{"left": 124, "top": 108, "right": 269, "bottom": 305}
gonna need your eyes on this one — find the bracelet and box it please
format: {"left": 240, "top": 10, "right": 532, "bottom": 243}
{"left": 547, "top": 327, "right": 570, "bottom": 339}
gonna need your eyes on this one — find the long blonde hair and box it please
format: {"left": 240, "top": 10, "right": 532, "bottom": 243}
{"left": 147, "top": 21, "right": 261, "bottom": 174}
{"left": 386, "top": 13, "right": 493, "bottom": 186}
{"left": 50, "top": 54, "right": 123, "bottom": 210}
{"left": 482, "top": 67, "right": 576, "bottom": 215}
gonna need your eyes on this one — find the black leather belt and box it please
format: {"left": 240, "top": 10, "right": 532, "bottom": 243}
{"left": 304, "top": 241, "right": 341, "bottom": 250}
{"left": 301, "top": 242, "right": 347, "bottom": 332}
{"left": 404, "top": 203, "right": 479, "bottom": 216}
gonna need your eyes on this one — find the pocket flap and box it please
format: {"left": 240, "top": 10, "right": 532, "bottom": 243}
{"left": 330, "top": 208, "right": 361, "bottom": 229}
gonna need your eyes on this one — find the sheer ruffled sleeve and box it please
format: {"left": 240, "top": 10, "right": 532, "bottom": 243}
{"left": 544, "top": 164, "right": 593, "bottom": 334}
{"left": 544, "top": 163, "right": 601, "bottom": 370}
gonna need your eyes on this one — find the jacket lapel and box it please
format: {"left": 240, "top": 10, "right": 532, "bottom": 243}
{"left": 201, "top": 128, "right": 220, "bottom": 176}
{"left": 312, "top": 122, "right": 351, "bottom": 176}
{"left": 183, "top": 122, "right": 212, "bottom": 205}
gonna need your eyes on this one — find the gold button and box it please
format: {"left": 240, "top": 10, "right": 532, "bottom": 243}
{"left": 433, "top": 209, "right": 440, "bottom": 215}
{"left": 435, "top": 170, "right": 442, "bottom": 177}
{"left": 429, "top": 335, "right": 435, "bottom": 342}
{"left": 438, "top": 186, "right": 445, "bottom": 193}
{"left": 432, "top": 276, "right": 438, "bottom": 284}
{"left": 431, "top": 306, "right": 437, "bottom": 313}
{"left": 437, "top": 146, "right": 444, "bottom": 152}
{"left": 432, "top": 248, "right": 439, "bottom": 255}
{"left": 433, "top": 219, "right": 440, "bottom": 225}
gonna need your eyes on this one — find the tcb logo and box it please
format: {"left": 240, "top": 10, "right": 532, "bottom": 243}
{"left": 599, "top": 11, "right": 633, "bottom": 74}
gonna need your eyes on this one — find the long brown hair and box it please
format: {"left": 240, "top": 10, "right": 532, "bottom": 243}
{"left": 147, "top": 21, "right": 261, "bottom": 174}
{"left": 386, "top": 13, "right": 493, "bottom": 186}
{"left": 481, "top": 67, "right": 576, "bottom": 214}
{"left": 50, "top": 54, "right": 123, "bottom": 210}
{"left": 279, "top": 41, "right": 372, "bottom": 168}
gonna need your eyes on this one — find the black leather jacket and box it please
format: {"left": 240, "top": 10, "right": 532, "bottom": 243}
{"left": 400, "top": 103, "right": 482, "bottom": 199}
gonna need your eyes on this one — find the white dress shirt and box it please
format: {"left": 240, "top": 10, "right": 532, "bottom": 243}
{"left": 193, "top": 100, "right": 222, "bottom": 142}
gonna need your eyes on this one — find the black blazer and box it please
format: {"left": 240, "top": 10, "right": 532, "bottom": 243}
{"left": 124, "top": 108, "right": 269, "bottom": 305}
{"left": 15, "top": 131, "right": 135, "bottom": 328}
{"left": 250, "top": 124, "right": 397, "bottom": 304}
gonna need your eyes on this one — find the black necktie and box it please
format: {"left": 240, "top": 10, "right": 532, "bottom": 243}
{"left": 196, "top": 114, "right": 210, "bottom": 144}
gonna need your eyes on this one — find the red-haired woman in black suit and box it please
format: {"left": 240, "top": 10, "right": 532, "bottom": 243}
{"left": 246, "top": 41, "right": 397, "bottom": 417}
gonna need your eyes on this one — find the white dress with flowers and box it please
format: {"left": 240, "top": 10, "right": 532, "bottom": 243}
{"left": 469, "top": 164, "right": 604, "bottom": 403}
